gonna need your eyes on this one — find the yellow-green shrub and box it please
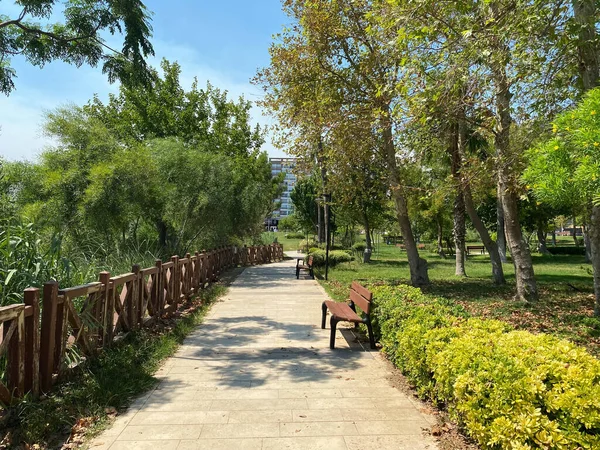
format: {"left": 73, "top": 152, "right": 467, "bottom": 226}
{"left": 369, "top": 284, "right": 600, "bottom": 449}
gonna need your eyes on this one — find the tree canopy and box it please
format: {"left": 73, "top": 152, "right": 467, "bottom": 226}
{"left": 0, "top": 0, "right": 154, "bottom": 95}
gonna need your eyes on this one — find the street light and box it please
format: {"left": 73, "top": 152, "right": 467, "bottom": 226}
{"left": 323, "top": 192, "right": 331, "bottom": 281}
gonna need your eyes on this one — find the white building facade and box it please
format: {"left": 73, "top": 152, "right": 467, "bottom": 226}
{"left": 268, "top": 157, "right": 297, "bottom": 225}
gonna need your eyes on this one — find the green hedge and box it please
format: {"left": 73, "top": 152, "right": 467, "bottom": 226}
{"left": 368, "top": 284, "right": 600, "bottom": 449}
{"left": 285, "top": 232, "right": 305, "bottom": 239}
{"left": 308, "top": 249, "right": 353, "bottom": 267}
{"left": 352, "top": 242, "right": 367, "bottom": 253}
{"left": 547, "top": 246, "right": 586, "bottom": 255}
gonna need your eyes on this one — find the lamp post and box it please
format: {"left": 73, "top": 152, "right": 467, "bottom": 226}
{"left": 323, "top": 192, "right": 331, "bottom": 280}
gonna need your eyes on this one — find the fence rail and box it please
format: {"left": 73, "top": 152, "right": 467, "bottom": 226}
{"left": 0, "top": 243, "right": 284, "bottom": 404}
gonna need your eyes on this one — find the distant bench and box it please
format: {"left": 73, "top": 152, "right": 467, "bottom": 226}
{"left": 467, "top": 245, "right": 486, "bottom": 255}
{"left": 296, "top": 255, "right": 314, "bottom": 279}
{"left": 321, "top": 281, "right": 376, "bottom": 350}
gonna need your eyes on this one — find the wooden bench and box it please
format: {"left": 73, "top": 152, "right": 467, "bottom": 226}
{"left": 296, "top": 255, "right": 314, "bottom": 279}
{"left": 321, "top": 281, "right": 375, "bottom": 349}
{"left": 466, "top": 245, "right": 486, "bottom": 255}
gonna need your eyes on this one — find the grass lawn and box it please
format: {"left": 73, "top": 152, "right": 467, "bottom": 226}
{"left": 316, "top": 243, "right": 600, "bottom": 357}
{"left": 262, "top": 231, "right": 305, "bottom": 252}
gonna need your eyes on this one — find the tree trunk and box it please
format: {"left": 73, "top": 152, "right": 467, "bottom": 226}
{"left": 157, "top": 219, "right": 168, "bottom": 249}
{"left": 455, "top": 119, "right": 505, "bottom": 283}
{"left": 572, "top": 216, "right": 579, "bottom": 247}
{"left": 493, "top": 61, "right": 538, "bottom": 301}
{"left": 453, "top": 193, "right": 466, "bottom": 275}
{"left": 573, "top": 0, "right": 599, "bottom": 313}
{"left": 497, "top": 190, "right": 508, "bottom": 262}
{"left": 583, "top": 223, "right": 592, "bottom": 262}
{"left": 573, "top": 0, "right": 599, "bottom": 92}
{"left": 552, "top": 229, "right": 557, "bottom": 246}
{"left": 437, "top": 216, "right": 446, "bottom": 259}
{"left": 537, "top": 220, "right": 551, "bottom": 255}
{"left": 589, "top": 205, "right": 600, "bottom": 316}
{"left": 363, "top": 209, "right": 372, "bottom": 263}
{"left": 381, "top": 105, "right": 429, "bottom": 286}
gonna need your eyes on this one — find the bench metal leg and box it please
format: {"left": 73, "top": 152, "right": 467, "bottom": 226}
{"left": 330, "top": 316, "right": 338, "bottom": 349}
{"left": 296, "top": 266, "right": 300, "bottom": 279}
{"left": 366, "top": 319, "right": 376, "bottom": 350}
{"left": 321, "top": 302, "right": 327, "bottom": 329}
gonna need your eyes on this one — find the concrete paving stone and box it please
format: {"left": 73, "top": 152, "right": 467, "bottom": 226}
{"left": 292, "top": 409, "right": 344, "bottom": 422}
{"left": 340, "top": 388, "right": 405, "bottom": 398}
{"left": 140, "top": 400, "right": 214, "bottom": 412}
{"left": 116, "top": 425, "right": 202, "bottom": 441}
{"left": 130, "top": 411, "right": 229, "bottom": 425}
{"left": 307, "top": 397, "right": 378, "bottom": 410}
{"left": 177, "top": 438, "right": 263, "bottom": 450}
{"left": 340, "top": 408, "right": 424, "bottom": 421}
{"left": 354, "top": 420, "right": 431, "bottom": 435}
{"left": 108, "top": 441, "right": 180, "bottom": 450}
{"left": 228, "top": 409, "right": 293, "bottom": 423}
{"left": 210, "top": 398, "right": 308, "bottom": 411}
{"left": 200, "top": 423, "right": 279, "bottom": 438}
{"left": 278, "top": 388, "right": 343, "bottom": 399}
{"left": 279, "top": 421, "right": 358, "bottom": 437}
{"left": 344, "top": 435, "right": 436, "bottom": 450}
{"left": 262, "top": 436, "right": 348, "bottom": 450}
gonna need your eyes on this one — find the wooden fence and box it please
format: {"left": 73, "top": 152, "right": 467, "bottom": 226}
{"left": 0, "top": 243, "right": 284, "bottom": 404}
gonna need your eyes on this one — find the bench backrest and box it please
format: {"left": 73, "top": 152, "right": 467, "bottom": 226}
{"left": 350, "top": 281, "right": 373, "bottom": 315}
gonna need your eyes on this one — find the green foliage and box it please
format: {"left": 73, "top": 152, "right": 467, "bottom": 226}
{"left": 279, "top": 215, "right": 302, "bottom": 232}
{"left": 525, "top": 88, "right": 600, "bottom": 210}
{"left": 0, "top": 0, "right": 154, "bottom": 95}
{"left": 370, "top": 284, "right": 600, "bottom": 449}
{"left": 298, "top": 239, "right": 318, "bottom": 253}
{"left": 351, "top": 242, "right": 366, "bottom": 253}
{"left": 547, "top": 246, "right": 586, "bottom": 255}
{"left": 290, "top": 175, "right": 319, "bottom": 234}
{"left": 285, "top": 232, "right": 305, "bottom": 239}
{"left": 308, "top": 249, "right": 352, "bottom": 268}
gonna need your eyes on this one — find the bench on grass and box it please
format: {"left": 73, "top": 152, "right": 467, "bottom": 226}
{"left": 467, "top": 245, "right": 486, "bottom": 255}
{"left": 296, "top": 255, "right": 314, "bottom": 279}
{"left": 321, "top": 281, "right": 375, "bottom": 350}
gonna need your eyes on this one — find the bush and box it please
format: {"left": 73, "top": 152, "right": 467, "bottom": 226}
{"left": 298, "top": 239, "right": 317, "bottom": 253}
{"left": 285, "top": 232, "right": 305, "bottom": 239}
{"left": 547, "top": 246, "right": 586, "bottom": 255}
{"left": 308, "top": 249, "right": 353, "bottom": 267}
{"left": 352, "top": 242, "right": 366, "bottom": 253}
{"left": 369, "top": 284, "right": 600, "bottom": 449}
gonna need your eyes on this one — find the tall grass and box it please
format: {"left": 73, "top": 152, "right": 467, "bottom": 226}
{"left": 0, "top": 221, "right": 160, "bottom": 307}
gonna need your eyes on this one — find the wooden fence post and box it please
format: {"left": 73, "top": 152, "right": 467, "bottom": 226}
{"left": 4, "top": 304, "right": 25, "bottom": 399}
{"left": 155, "top": 259, "right": 164, "bottom": 317}
{"left": 99, "top": 272, "right": 112, "bottom": 346}
{"left": 23, "top": 288, "right": 40, "bottom": 398}
{"left": 171, "top": 256, "right": 180, "bottom": 307}
{"left": 40, "top": 281, "right": 58, "bottom": 393}
{"left": 185, "top": 253, "right": 191, "bottom": 301}
{"left": 131, "top": 265, "right": 140, "bottom": 330}
{"left": 194, "top": 252, "right": 200, "bottom": 291}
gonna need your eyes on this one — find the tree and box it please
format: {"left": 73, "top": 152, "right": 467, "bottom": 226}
{"left": 0, "top": 0, "right": 154, "bottom": 95}
{"left": 290, "top": 176, "right": 319, "bottom": 237}
{"left": 524, "top": 87, "right": 600, "bottom": 314}
{"left": 256, "top": 0, "right": 430, "bottom": 285}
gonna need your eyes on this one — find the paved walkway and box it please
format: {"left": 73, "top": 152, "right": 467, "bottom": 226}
{"left": 90, "top": 255, "right": 438, "bottom": 450}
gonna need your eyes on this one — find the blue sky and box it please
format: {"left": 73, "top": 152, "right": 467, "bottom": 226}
{"left": 0, "top": 0, "right": 290, "bottom": 161}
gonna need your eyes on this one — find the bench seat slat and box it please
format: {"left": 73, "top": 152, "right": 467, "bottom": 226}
{"left": 324, "top": 301, "right": 362, "bottom": 323}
